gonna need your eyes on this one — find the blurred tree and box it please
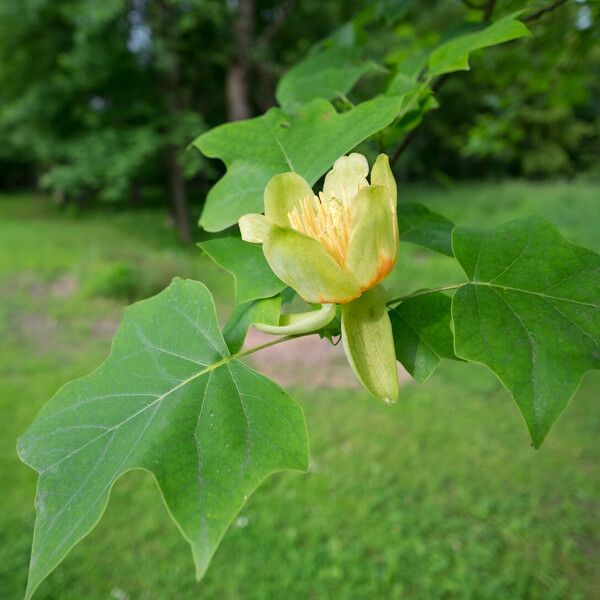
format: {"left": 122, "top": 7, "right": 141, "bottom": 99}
{"left": 0, "top": 0, "right": 596, "bottom": 237}
{"left": 0, "top": 0, "right": 360, "bottom": 239}
{"left": 390, "top": 0, "right": 599, "bottom": 180}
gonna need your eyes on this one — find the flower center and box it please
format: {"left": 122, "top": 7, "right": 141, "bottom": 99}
{"left": 288, "top": 190, "right": 352, "bottom": 266}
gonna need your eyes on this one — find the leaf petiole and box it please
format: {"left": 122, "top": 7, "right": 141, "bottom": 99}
{"left": 234, "top": 333, "right": 311, "bottom": 359}
{"left": 386, "top": 283, "right": 464, "bottom": 307}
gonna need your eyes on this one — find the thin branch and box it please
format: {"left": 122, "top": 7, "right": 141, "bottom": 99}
{"left": 523, "top": 0, "right": 570, "bottom": 23}
{"left": 460, "top": 0, "right": 486, "bottom": 9}
{"left": 236, "top": 333, "right": 308, "bottom": 359}
{"left": 231, "top": 287, "right": 467, "bottom": 350}
{"left": 390, "top": 74, "right": 449, "bottom": 166}
{"left": 390, "top": 127, "right": 419, "bottom": 165}
{"left": 386, "top": 284, "right": 464, "bottom": 307}
{"left": 257, "top": 0, "right": 295, "bottom": 46}
{"left": 482, "top": 0, "right": 497, "bottom": 22}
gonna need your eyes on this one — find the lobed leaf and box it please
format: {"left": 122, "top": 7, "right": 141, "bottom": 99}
{"left": 397, "top": 203, "right": 455, "bottom": 256}
{"left": 194, "top": 96, "right": 403, "bottom": 231}
{"left": 18, "top": 279, "right": 308, "bottom": 598}
{"left": 428, "top": 15, "right": 530, "bottom": 77}
{"left": 452, "top": 217, "right": 600, "bottom": 447}
{"left": 199, "top": 237, "right": 286, "bottom": 304}
{"left": 276, "top": 46, "right": 376, "bottom": 110}
{"left": 390, "top": 292, "right": 460, "bottom": 383}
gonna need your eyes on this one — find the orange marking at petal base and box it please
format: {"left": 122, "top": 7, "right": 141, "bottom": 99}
{"left": 319, "top": 290, "right": 362, "bottom": 305}
{"left": 360, "top": 254, "right": 396, "bottom": 292}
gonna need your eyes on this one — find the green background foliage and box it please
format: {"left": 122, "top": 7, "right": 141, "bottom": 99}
{"left": 0, "top": 0, "right": 597, "bottom": 225}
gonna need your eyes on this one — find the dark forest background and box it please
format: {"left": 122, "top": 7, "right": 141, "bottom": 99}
{"left": 0, "top": 0, "right": 597, "bottom": 240}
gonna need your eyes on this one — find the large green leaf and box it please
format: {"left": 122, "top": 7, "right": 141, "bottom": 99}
{"left": 276, "top": 46, "right": 376, "bottom": 110}
{"left": 398, "top": 203, "right": 455, "bottom": 256}
{"left": 199, "top": 237, "right": 286, "bottom": 304}
{"left": 18, "top": 279, "right": 308, "bottom": 598}
{"left": 390, "top": 292, "right": 459, "bottom": 383}
{"left": 452, "top": 217, "right": 600, "bottom": 447}
{"left": 428, "top": 15, "right": 530, "bottom": 77}
{"left": 194, "top": 96, "right": 402, "bottom": 231}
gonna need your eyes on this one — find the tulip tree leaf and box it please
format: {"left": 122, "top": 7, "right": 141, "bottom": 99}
{"left": 276, "top": 46, "right": 377, "bottom": 110}
{"left": 195, "top": 95, "right": 403, "bottom": 231}
{"left": 397, "top": 203, "right": 455, "bottom": 256}
{"left": 223, "top": 295, "right": 282, "bottom": 354}
{"left": 17, "top": 279, "right": 308, "bottom": 599}
{"left": 390, "top": 292, "right": 459, "bottom": 383}
{"left": 452, "top": 217, "right": 600, "bottom": 447}
{"left": 199, "top": 237, "right": 286, "bottom": 304}
{"left": 428, "top": 15, "right": 530, "bottom": 77}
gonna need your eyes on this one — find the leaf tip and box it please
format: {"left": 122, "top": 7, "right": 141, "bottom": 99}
{"left": 529, "top": 428, "right": 547, "bottom": 450}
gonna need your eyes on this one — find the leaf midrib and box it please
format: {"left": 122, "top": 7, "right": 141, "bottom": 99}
{"left": 467, "top": 281, "right": 599, "bottom": 309}
{"left": 38, "top": 350, "right": 239, "bottom": 474}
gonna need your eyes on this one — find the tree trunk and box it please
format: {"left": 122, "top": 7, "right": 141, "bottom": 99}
{"left": 130, "top": 179, "right": 141, "bottom": 207}
{"left": 158, "top": 0, "right": 191, "bottom": 242}
{"left": 165, "top": 144, "right": 191, "bottom": 241}
{"left": 226, "top": 0, "right": 255, "bottom": 121}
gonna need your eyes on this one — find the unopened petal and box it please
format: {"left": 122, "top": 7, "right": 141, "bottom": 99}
{"left": 345, "top": 185, "right": 397, "bottom": 291}
{"left": 239, "top": 213, "right": 270, "bottom": 243}
{"left": 370, "top": 153, "right": 398, "bottom": 244}
{"left": 263, "top": 225, "right": 361, "bottom": 304}
{"left": 264, "top": 172, "right": 313, "bottom": 227}
{"left": 254, "top": 303, "right": 336, "bottom": 336}
{"left": 323, "top": 153, "right": 369, "bottom": 202}
{"left": 370, "top": 154, "right": 397, "bottom": 215}
{"left": 341, "top": 286, "right": 399, "bottom": 403}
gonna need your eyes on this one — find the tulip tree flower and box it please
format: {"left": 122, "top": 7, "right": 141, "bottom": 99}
{"left": 239, "top": 153, "right": 399, "bottom": 403}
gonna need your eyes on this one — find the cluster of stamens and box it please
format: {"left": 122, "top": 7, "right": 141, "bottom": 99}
{"left": 288, "top": 189, "right": 352, "bottom": 266}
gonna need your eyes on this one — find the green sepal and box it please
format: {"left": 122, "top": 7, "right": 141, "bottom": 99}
{"left": 224, "top": 295, "right": 282, "bottom": 353}
{"left": 263, "top": 225, "right": 360, "bottom": 304}
{"left": 341, "top": 286, "right": 399, "bottom": 403}
{"left": 254, "top": 303, "right": 336, "bottom": 336}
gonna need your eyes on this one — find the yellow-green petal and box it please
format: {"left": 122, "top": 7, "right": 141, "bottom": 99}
{"left": 239, "top": 213, "right": 270, "bottom": 243}
{"left": 341, "top": 286, "right": 399, "bottom": 403}
{"left": 346, "top": 185, "right": 397, "bottom": 290}
{"left": 264, "top": 172, "right": 313, "bottom": 227}
{"left": 370, "top": 153, "right": 398, "bottom": 244}
{"left": 254, "top": 303, "right": 336, "bottom": 336}
{"left": 322, "top": 153, "right": 369, "bottom": 202}
{"left": 370, "top": 154, "right": 396, "bottom": 212}
{"left": 263, "top": 225, "right": 360, "bottom": 304}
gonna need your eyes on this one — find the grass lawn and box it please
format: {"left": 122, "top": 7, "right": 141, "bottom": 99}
{"left": 1, "top": 180, "right": 599, "bottom": 599}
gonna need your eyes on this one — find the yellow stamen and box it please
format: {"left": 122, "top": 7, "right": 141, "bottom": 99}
{"left": 288, "top": 190, "right": 352, "bottom": 266}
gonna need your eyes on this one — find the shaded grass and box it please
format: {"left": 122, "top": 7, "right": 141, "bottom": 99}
{"left": 1, "top": 180, "right": 599, "bottom": 599}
